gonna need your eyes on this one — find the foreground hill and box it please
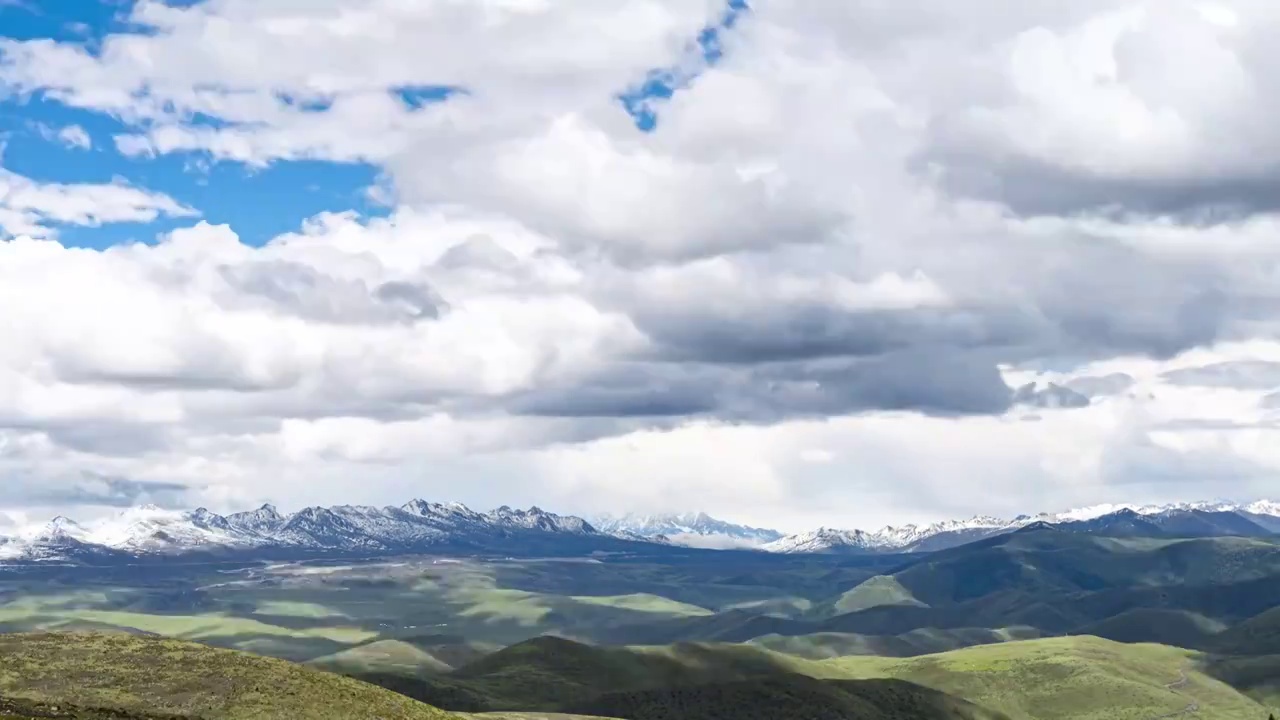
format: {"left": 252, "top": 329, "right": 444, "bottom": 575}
{"left": 749, "top": 626, "right": 1044, "bottom": 660}
{"left": 352, "top": 634, "right": 1274, "bottom": 720}
{"left": 0, "top": 632, "right": 458, "bottom": 719}
{"left": 566, "top": 675, "right": 1011, "bottom": 720}
{"left": 821, "top": 636, "right": 1271, "bottom": 720}
{"left": 354, "top": 635, "right": 1006, "bottom": 718}
{"left": 358, "top": 635, "right": 811, "bottom": 712}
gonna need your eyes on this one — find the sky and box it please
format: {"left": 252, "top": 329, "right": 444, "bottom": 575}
{"left": 2, "top": 0, "right": 1280, "bottom": 533}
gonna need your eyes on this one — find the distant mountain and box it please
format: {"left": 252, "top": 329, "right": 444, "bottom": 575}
{"left": 3, "top": 497, "right": 1276, "bottom": 564}
{"left": 762, "top": 516, "right": 1014, "bottom": 554}
{"left": 762, "top": 500, "right": 1280, "bottom": 554}
{"left": 0, "top": 500, "right": 624, "bottom": 564}
{"left": 591, "top": 512, "right": 783, "bottom": 548}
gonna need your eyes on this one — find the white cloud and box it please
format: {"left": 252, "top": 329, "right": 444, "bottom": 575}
{"left": 56, "top": 124, "right": 92, "bottom": 150}
{"left": 33, "top": 123, "right": 93, "bottom": 150}
{"left": 3, "top": 1, "right": 1280, "bottom": 526}
{"left": 0, "top": 167, "right": 196, "bottom": 239}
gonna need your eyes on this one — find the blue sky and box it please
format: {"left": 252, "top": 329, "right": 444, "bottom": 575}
{"left": 1, "top": 0, "right": 749, "bottom": 248}
{"left": 0, "top": 0, "right": 388, "bottom": 248}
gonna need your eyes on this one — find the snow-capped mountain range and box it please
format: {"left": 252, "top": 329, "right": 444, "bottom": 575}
{"left": 761, "top": 499, "right": 1280, "bottom": 554}
{"left": 0, "top": 500, "right": 612, "bottom": 563}
{"left": 591, "top": 512, "right": 784, "bottom": 549}
{"left": 1, "top": 498, "right": 1276, "bottom": 564}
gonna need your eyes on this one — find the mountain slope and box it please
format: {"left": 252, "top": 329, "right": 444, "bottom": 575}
{"left": 822, "top": 636, "right": 1270, "bottom": 720}
{"left": 764, "top": 500, "right": 1280, "bottom": 555}
{"left": 566, "top": 675, "right": 1011, "bottom": 720}
{"left": 0, "top": 500, "right": 630, "bottom": 563}
{"left": 591, "top": 512, "right": 782, "bottom": 548}
{"left": 0, "top": 632, "right": 457, "bottom": 719}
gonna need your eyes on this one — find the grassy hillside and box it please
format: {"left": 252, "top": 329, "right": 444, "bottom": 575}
{"left": 440, "top": 635, "right": 809, "bottom": 710}
{"left": 308, "top": 638, "right": 457, "bottom": 676}
{"left": 889, "top": 530, "right": 1280, "bottom": 609}
{"left": 361, "top": 635, "right": 1007, "bottom": 720}
{"left": 354, "top": 633, "right": 1274, "bottom": 720}
{"left": 829, "top": 575, "right": 929, "bottom": 614}
{"left": 1201, "top": 654, "right": 1280, "bottom": 708}
{"left": 750, "top": 627, "right": 1043, "bottom": 660}
{"left": 567, "top": 675, "right": 1011, "bottom": 720}
{"left": 0, "top": 632, "right": 458, "bottom": 719}
{"left": 1073, "top": 608, "right": 1226, "bottom": 650}
{"left": 820, "top": 636, "right": 1270, "bottom": 720}
{"left": 1213, "top": 605, "right": 1280, "bottom": 656}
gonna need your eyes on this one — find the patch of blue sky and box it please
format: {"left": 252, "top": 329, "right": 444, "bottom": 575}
{"left": 2, "top": 93, "right": 389, "bottom": 249}
{"left": 618, "top": 0, "right": 750, "bottom": 131}
{"left": 394, "top": 85, "right": 465, "bottom": 110}
{"left": 0, "top": 2, "right": 408, "bottom": 249}
{"left": 0, "top": 0, "right": 211, "bottom": 45}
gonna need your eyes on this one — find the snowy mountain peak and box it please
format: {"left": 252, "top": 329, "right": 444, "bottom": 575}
{"left": 0, "top": 498, "right": 620, "bottom": 563}
{"left": 761, "top": 527, "right": 873, "bottom": 554}
{"left": 763, "top": 499, "right": 1280, "bottom": 554}
{"left": 591, "top": 511, "right": 784, "bottom": 549}
{"left": 2, "top": 496, "right": 1276, "bottom": 563}
{"left": 1244, "top": 500, "right": 1280, "bottom": 517}
{"left": 486, "top": 505, "right": 594, "bottom": 534}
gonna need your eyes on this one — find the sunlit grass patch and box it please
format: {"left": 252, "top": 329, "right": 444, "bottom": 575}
{"left": 568, "top": 594, "right": 711, "bottom": 617}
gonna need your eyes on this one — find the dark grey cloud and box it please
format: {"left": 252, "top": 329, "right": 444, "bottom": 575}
{"left": 1012, "top": 382, "right": 1090, "bottom": 409}
{"left": 1162, "top": 360, "right": 1280, "bottom": 390}
{"left": 925, "top": 148, "right": 1280, "bottom": 221}
{"left": 0, "top": 417, "right": 175, "bottom": 456}
{"left": 50, "top": 353, "right": 298, "bottom": 394}
{"left": 629, "top": 303, "right": 1039, "bottom": 365}
{"left": 0, "top": 473, "right": 196, "bottom": 509}
{"left": 509, "top": 350, "right": 1013, "bottom": 421}
{"left": 434, "top": 235, "right": 522, "bottom": 272}
{"left": 509, "top": 363, "right": 720, "bottom": 418}
{"left": 219, "top": 260, "right": 446, "bottom": 324}
{"left": 1064, "top": 373, "right": 1136, "bottom": 397}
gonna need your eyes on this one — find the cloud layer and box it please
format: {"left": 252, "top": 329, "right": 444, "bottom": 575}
{"left": 2, "top": 0, "right": 1280, "bottom": 529}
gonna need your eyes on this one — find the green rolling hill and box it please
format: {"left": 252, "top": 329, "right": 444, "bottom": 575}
{"left": 0, "top": 632, "right": 459, "bottom": 719}
{"left": 346, "top": 632, "right": 1274, "bottom": 720}
{"left": 566, "top": 675, "right": 1012, "bottom": 720}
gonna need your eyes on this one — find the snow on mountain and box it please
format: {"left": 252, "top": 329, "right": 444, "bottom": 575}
{"left": 0, "top": 500, "right": 613, "bottom": 563}
{"left": 763, "top": 516, "right": 1013, "bottom": 554}
{"left": 761, "top": 528, "right": 877, "bottom": 554}
{"left": 1244, "top": 500, "right": 1280, "bottom": 517}
{"left": 488, "top": 506, "right": 594, "bottom": 534}
{"left": 592, "top": 512, "right": 783, "bottom": 548}
{"left": 226, "top": 504, "right": 285, "bottom": 537}
{"left": 763, "top": 499, "right": 1280, "bottom": 554}
{"left": 0, "top": 496, "right": 1275, "bottom": 563}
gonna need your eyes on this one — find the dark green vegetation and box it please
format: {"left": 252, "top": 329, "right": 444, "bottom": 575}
{"left": 0, "top": 632, "right": 457, "bottom": 719}
{"left": 353, "top": 635, "right": 1008, "bottom": 719}
{"left": 1, "top": 527, "right": 1278, "bottom": 718}
{"left": 567, "top": 676, "right": 1009, "bottom": 720}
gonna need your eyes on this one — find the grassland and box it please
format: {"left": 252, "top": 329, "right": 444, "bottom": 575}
{"left": 749, "top": 626, "right": 1043, "bottom": 659}
{"left": 567, "top": 593, "right": 711, "bottom": 617}
{"left": 830, "top": 575, "right": 929, "bottom": 614}
{"left": 1, "top": 532, "right": 1279, "bottom": 718}
{"left": 568, "top": 676, "right": 1012, "bottom": 720}
{"left": 309, "top": 639, "right": 457, "bottom": 675}
{"left": 347, "top": 633, "right": 1273, "bottom": 720}
{"left": 0, "top": 632, "right": 458, "bottom": 719}
{"left": 818, "top": 636, "right": 1270, "bottom": 720}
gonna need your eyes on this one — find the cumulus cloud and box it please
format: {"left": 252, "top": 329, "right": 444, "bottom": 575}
{"left": 2, "top": 0, "right": 1280, "bottom": 526}
{"left": 0, "top": 167, "right": 195, "bottom": 238}
{"left": 33, "top": 123, "right": 92, "bottom": 150}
